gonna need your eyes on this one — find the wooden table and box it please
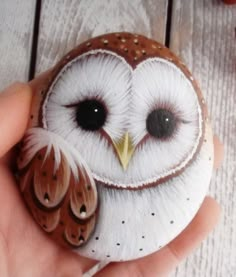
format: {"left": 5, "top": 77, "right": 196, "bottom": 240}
{"left": 0, "top": 1, "right": 235, "bottom": 276}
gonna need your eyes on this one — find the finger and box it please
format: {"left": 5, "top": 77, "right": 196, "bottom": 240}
{"left": 78, "top": 255, "right": 98, "bottom": 273}
{"left": 0, "top": 70, "right": 52, "bottom": 165}
{"left": 0, "top": 82, "right": 32, "bottom": 158}
{"left": 213, "top": 135, "right": 224, "bottom": 169}
{"left": 94, "top": 197, "right": 220, "bottom": 277}
{"left": 29, "top": 69, "right": 52, "bottom": 88}
{"left": 55, "top": 249, "right": 98, "bottom": 276}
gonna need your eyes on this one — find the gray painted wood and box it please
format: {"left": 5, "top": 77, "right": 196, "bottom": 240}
{"left": 1, "top": 0, "right": 235, "bottom": 276}
{"left": 35, "top": 0, "right": 168, "bottom": 74}
{"left": 0, "top": 0, "right": 36, "bottom": 90}
{"left": 170, "top": 1, "right": 236, "bottom": 276}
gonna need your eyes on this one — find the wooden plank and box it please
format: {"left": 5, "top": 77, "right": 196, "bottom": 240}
{"left": 35, "top": 0, "right": 168, "bottom": 74}
{"left": 0, "top": 0, "right": 36, "bottom": 90}
{"left": 170, "top": 1, "right": 236, "bottom": 277}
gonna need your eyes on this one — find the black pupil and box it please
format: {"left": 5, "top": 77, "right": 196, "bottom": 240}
{"left": 76, "top": 99, "right": 107, "bottom": 131}
{"left": 146, "top": 108, "right": 176, "bottom": 139}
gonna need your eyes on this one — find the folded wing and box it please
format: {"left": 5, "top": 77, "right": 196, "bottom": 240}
{"left": 18, "top": 128, "right": 98, "bottom": 248}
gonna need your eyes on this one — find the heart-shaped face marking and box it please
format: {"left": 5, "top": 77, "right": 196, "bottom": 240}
{"left": 41, "top": 48, "right": 203, "bottom": 189}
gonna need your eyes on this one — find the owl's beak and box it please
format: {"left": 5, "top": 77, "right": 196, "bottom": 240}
{"left": 112, "top": 132, "right": 135, "bottom": 171}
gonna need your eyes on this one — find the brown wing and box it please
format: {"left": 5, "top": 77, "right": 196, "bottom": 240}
{"left": 19, "top": 145, "right": 98, "bottom": 248}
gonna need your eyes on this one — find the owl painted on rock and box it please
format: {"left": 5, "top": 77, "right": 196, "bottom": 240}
{"left": 18, "top": 32, "right": 214, "bottom": 261}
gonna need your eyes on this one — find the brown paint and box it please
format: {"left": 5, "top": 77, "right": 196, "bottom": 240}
{"left": 222, "top": 0, "right": 236, "bottom": 4}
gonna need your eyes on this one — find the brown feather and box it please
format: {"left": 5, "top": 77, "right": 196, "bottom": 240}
{"left": 63, "top": 215, "right": 96, "bottom": 247}
{"left": 33, "top": 148, "right": 70, "bottom": 209}
{"left": 19, "top": 142, "right": 98, "bottom": 248}
{"left": 70, "top": 168, "right": 98, "bottom": 220}
{"left": 32, "top": 207, "right": 61, "bottom": 233}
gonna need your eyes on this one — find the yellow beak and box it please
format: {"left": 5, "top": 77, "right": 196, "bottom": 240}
{"left": 112, "top": 133, "right": 135, "bottom": 170}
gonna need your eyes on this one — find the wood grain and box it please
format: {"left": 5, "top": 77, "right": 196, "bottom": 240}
{"left": 35, "top": 0, "right": 168, "bottom": 74}
{"left": 170, "top": 1, "right": 236, "bottom": 276}
{"left": 0, "top": 0, "right": 232, "bottom": 276}
{"left": 0, "top": 0, "right": 36, "bottom": 90}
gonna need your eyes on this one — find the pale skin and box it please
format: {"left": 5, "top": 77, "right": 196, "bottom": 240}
{"left": 0, "top": 81, "right": 223, "bottom": 277}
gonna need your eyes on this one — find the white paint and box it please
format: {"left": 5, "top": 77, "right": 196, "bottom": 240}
{"left": 42, "top": 50, "right": 202, "bottom": 189}
{"left": 21, "top": 118, "right": 212, "bottom": 262}
{"left": 40, "top": 50, "right": 202, "bottom": 187}
{"left": 78, "top": 123, "right": 213, "bottom": 261}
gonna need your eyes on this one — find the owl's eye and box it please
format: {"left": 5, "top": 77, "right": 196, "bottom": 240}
{"left": 146, "top": 109, "right": 177, "bottom": 139}
{"left": 76, "top": 99, "right": 107, "bottom": 131}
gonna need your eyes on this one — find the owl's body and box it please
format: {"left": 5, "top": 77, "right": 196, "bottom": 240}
{"left": 79, "top": 124, "right": 213, "bottom": 261}
{"left": 18, "top": 33, "right": 214, "bottom": 261}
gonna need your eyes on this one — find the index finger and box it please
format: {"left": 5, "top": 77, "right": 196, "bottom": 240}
{"left": 0, "top": 69, "right": 53, "bottom": 161}
{"left": 0, "top": 82, "right": 32, "bottom": 158}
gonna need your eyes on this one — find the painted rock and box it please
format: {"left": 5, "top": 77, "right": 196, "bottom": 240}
{"left": 18, "top": 32, "right": 214, "bottom": 261}
{"left": 222, "top": 0, "right": 236, "bottom": 4}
